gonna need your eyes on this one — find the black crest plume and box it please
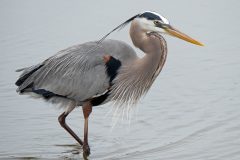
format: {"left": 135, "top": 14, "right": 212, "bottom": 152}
{"left": 97, "top": 14, "right": 140, "bottom": 43}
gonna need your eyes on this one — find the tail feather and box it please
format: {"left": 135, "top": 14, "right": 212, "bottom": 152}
{"left": 15, "top": 67, "right": 28, "bottom": 72}
{"left": 15, "top": 64, "right": 44, "bottom": 90}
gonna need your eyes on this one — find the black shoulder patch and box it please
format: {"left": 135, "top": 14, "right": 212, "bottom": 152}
{"left": 105, "top": 56, "right": 121, "bottom": 84}
{"left": 90, "top": 91, "right": 110, "bottom": 106}
{"left": 90, "top": 56, "right": 121, "bottom": 106}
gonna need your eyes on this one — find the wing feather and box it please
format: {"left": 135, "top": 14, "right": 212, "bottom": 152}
{"left": 18, "top": 42, "right": 110, "bottom": 102}
{"left": 16, "top": 39, "right": 138, "bottom": 105}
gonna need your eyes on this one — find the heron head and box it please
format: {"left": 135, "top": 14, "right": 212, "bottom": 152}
{"left": 137, "top": 11, "right": 204, "bottom": 46}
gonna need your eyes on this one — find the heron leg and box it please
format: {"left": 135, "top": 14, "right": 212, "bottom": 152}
{"left": 58, "top": 102, "right": 83, "bottom": 146}
{"left": 82, "top": 102, "right": 92, "bottom": 157}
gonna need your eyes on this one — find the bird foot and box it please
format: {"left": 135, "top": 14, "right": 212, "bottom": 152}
{"left": 83, "top": 143, "right": 91, "bottom": 157}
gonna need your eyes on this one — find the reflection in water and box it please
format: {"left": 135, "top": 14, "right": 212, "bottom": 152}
{"left": 1, "top": 0, "right": 240, "bottom": 160}
{"left": 55, "top": 143, "right": 82, "bottom": 155}
{"left": 12, "top": 157, "right": 39, "bottom": 160}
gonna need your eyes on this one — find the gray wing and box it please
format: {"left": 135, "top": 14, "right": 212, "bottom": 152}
{"left": 16, "top": 39, "right": 137, "bottom": 104}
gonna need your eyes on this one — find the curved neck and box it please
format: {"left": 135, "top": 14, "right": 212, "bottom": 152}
{"left": 129, "top": 19, "right": 168, "bottom": 80}
{"left": 110, "top": 20, "right": 167, "bottom": 105}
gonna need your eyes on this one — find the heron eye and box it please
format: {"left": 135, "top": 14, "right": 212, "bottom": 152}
{"left": 154, "top": 20, "right": 160, "bottom": 25}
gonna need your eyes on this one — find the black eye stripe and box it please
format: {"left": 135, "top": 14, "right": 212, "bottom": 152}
{"left": 140, "top": 12, "right": 163, "bottom": 22}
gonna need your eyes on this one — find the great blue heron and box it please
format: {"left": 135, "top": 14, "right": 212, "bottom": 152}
{"left": 15, "top": 11, "right": 203, "bottom": 157}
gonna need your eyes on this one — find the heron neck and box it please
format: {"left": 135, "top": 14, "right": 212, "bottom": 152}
{"left": 129, "top": 20, "right": 168, "bottom": 81}
{"left": 133, "top": 34, "right": 167, "bottom": 84}
{"left": 110, "top": 22, "right": 167, "bottom": 105}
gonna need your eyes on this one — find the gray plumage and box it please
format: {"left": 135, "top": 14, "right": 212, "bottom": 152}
{"left": 16, "top": 39, "right": 137, "bottom": 107}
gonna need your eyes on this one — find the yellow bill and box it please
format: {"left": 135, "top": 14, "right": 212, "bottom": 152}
{"left": 165, "top": 26, "right": 204, "bottom": 46}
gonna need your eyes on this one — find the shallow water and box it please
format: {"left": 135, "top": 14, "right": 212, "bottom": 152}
{"left": 1, "top": 0, "right": 240, "bottom": 159}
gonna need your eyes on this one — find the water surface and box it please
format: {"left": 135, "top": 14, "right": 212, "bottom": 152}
{"left": 0, "top": 0, "right": 240, "bottom": 159}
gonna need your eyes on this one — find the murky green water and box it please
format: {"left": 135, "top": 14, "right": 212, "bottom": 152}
{"left": 1, "top": 0, "right": 240, "bottom": 159}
